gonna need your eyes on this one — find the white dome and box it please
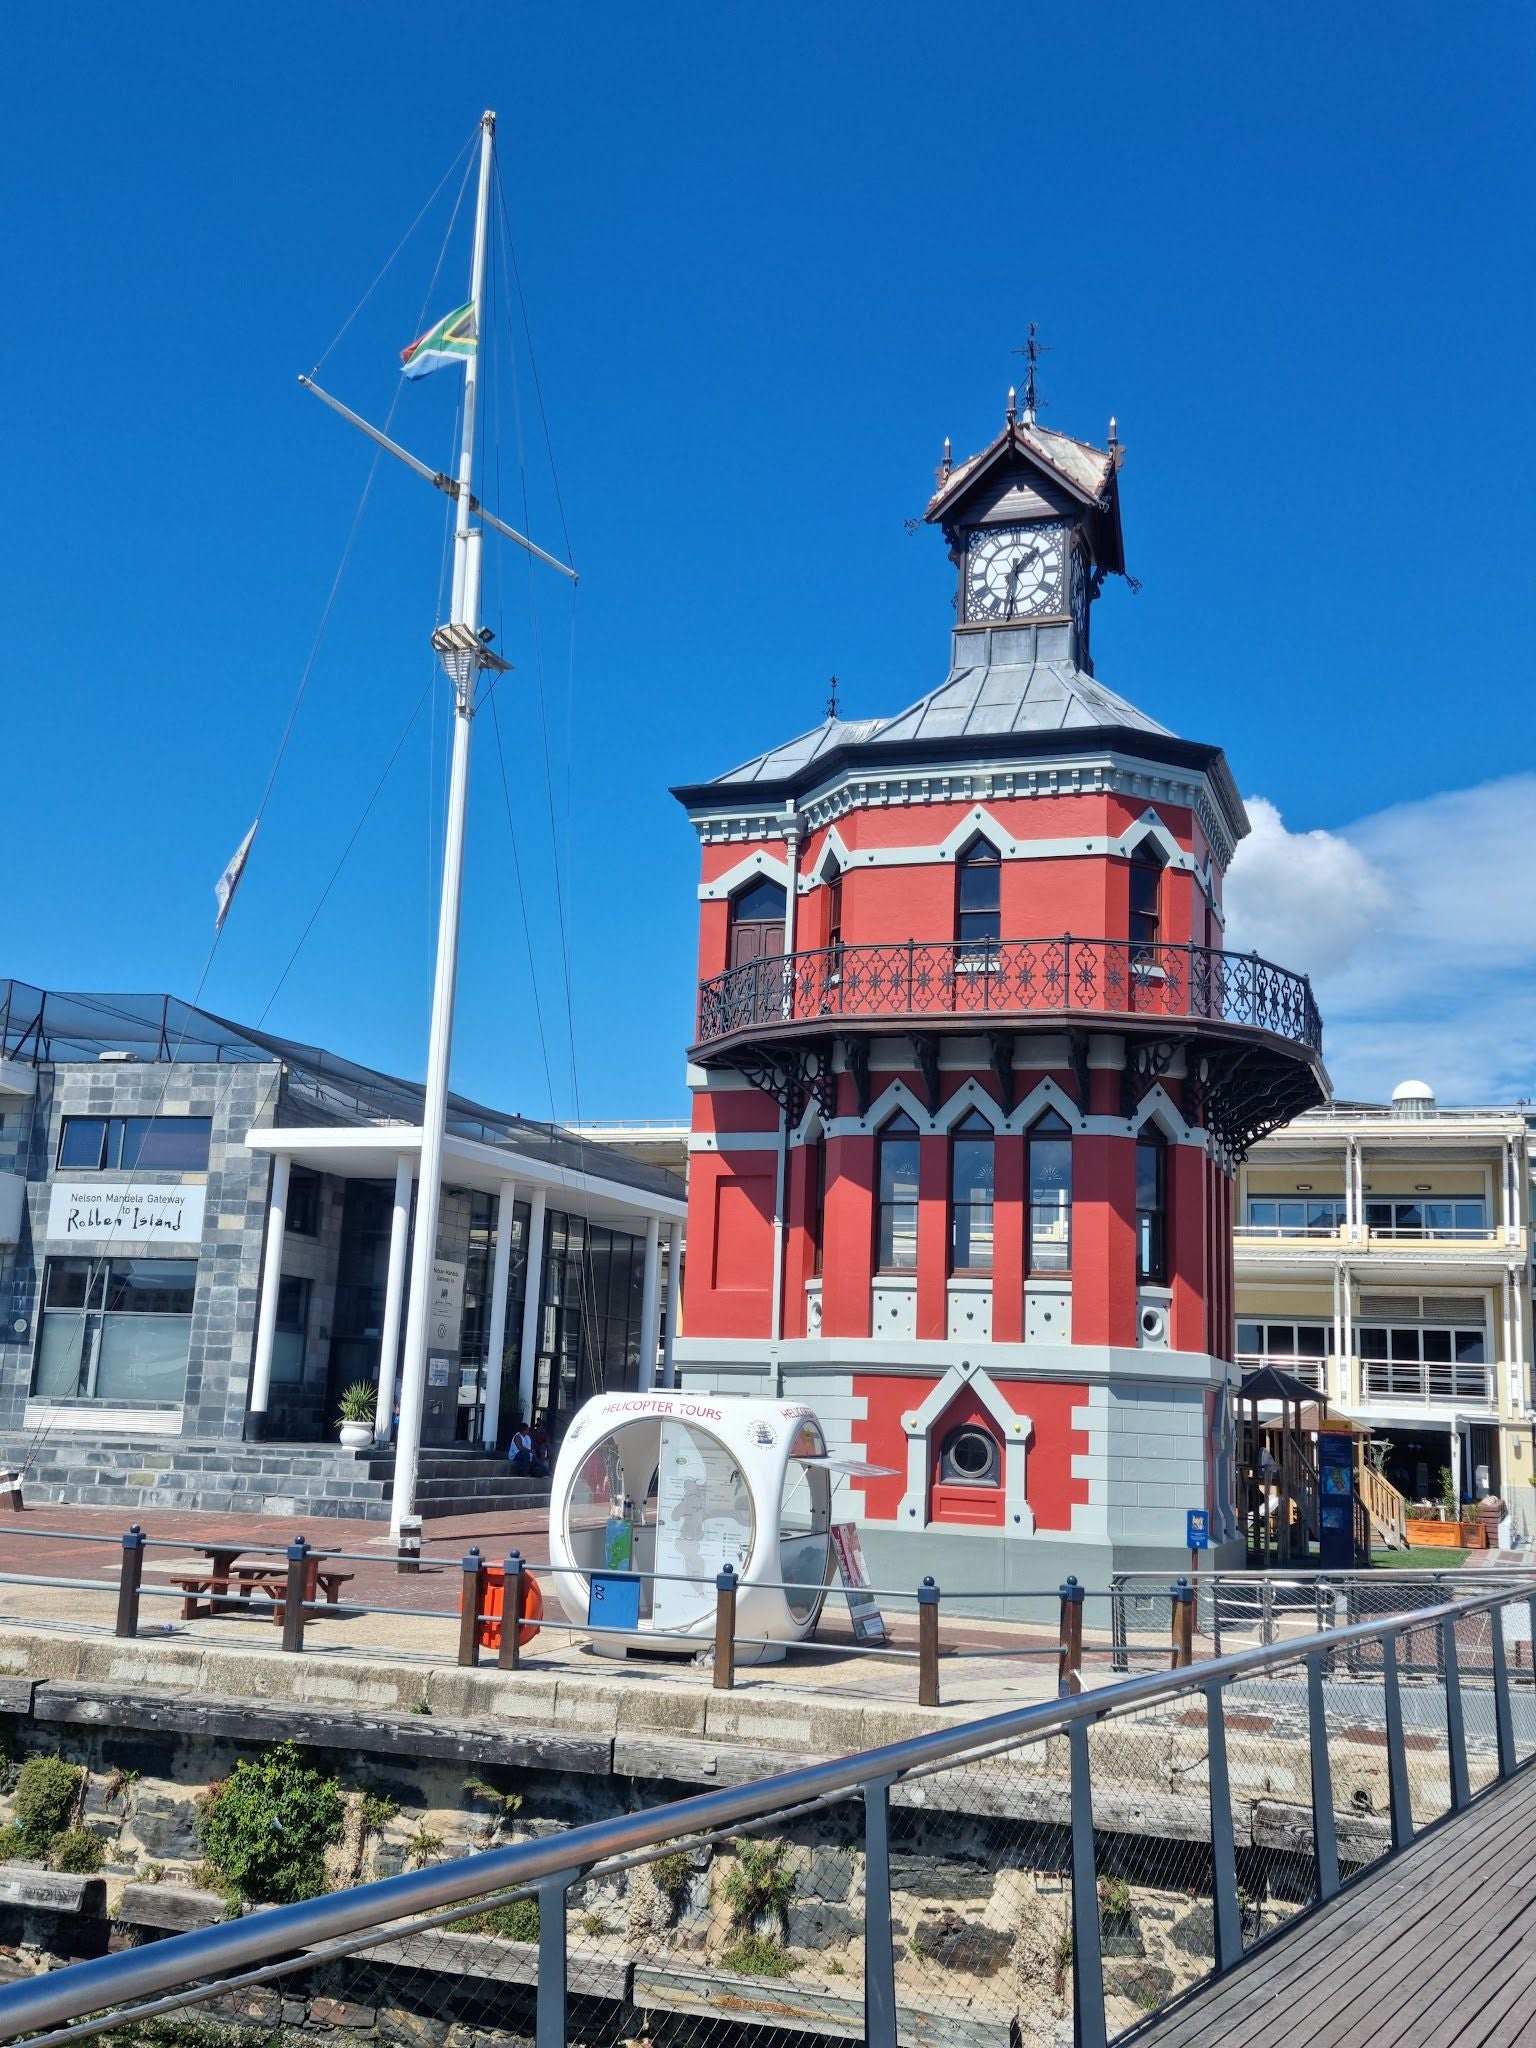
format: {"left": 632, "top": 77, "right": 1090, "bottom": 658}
{"left": 1392, "top": 1078, "right": 1436, "bottom": 1119}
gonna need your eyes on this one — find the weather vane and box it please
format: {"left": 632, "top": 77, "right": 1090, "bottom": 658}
{"left": 1012, "top": 323, "right": 1050, "bottom": 424}
{"left": 827, "top": 675, "right": 840, "bottom": 720}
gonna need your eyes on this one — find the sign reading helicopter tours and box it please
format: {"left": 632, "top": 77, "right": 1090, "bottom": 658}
{"left": 46, "top": 1182, "right": 205, "bottom": 1247}
{"left": 651, "top": 1419, "right": 753, "bottom": 1633}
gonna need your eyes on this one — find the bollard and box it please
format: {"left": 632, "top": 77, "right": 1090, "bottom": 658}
{"left": 1057, "top": 1575, "right": 1085, "bottom": 1697}
{"left": 713, "top": 1564, "right": 738, "bottom": 1691}
{"left": 498, "top": 1550, "right": 525, "bottom": 1672}
{"left": 281, "top": 1536, "right": 310, "bottom": 1654}
{"left": 396, "top": 1515, "right": 422, "bottom": 1575}
{"left": 458, "top": 1547, "right": 486, "bottom": 1669}
{"left": 918, "top": 1577, "right": 941, "bottom": 1709}
{"left": 115, "top": 1525, "right": 146, "bottom": 1640}
{"left": 1170, "top": 1576, "right": 1195, "bottom": 1670}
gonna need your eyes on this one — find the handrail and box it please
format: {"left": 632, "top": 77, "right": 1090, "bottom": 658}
{"left": 694, "top": 934, "right": 1323, "bottom": 1052}
{"left": 0, "top": 1579, "right": 1525, "bottom": 2042}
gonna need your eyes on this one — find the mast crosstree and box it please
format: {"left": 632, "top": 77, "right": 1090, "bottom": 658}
{"left": 300, "top": 110, "right": 576, "bottom": 1533}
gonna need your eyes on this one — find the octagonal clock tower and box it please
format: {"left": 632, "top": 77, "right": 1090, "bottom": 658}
{"left": 669, "top": 387, "right": 1327, "bottom": 1584}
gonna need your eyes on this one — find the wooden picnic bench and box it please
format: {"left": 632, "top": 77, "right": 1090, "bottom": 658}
{"left": 167, "top": 1545, "right": 354, "bottom": 1622}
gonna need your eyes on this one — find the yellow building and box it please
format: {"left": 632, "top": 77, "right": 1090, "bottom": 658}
{"left": 1235, "top": 1081, "right": 1535, "bottom": 1532}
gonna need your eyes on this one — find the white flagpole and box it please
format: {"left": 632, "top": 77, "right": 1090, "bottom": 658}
{"left": 390, "top": 109, "right": 497, "bottom": 1536}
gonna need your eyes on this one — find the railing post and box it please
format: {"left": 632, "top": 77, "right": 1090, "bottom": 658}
{"left": 457, "top": 1547, "right": 485, "bottom": 1669}
{"left": 1381, "top": 1631, "right": 1415, "bottom": 1851}
{"left": 1109, "top": 1573, "right": 1129, "bottom": 1675}
{"left": 281, "top": 1536, "right": 310, "bottom": 1655}
{"left": 1204, "top": 1679, "right": 1243, "bottom": 1973}
{"left": 905, "top": 937, "right": 915, "bottom": 1014}
{"left": 114, "top": 1525, "right": 146, "bottom": 1640}
{"left": 1262, "top": 1577, "right": 1275, "bottom": 1647}
{"left": 713, "top": 1564, "right": 738, "bottom": 1691}
{"left": 1442, "top": 1616, "right": 1471, "bottom": 1810}
{"left": 917, "top": 1577, "right": 940, "bottom": 1709}
{"left": 1490, "top": 1598, "right": 1517, "bottom": 1781}
{"left": 863, "top": 1773, "right": 898, "bottom": 2048}
{"left": 1170, "top": 1577, "right": 1194, "bottom": 1669}
{"left": 1068, "top": 1718, "right": 1106, "bottom": 2048}
{"left": 1058, "top": 1576, "right": 1084, "bottom": 1696}
{"left": 1306, "top": 1649, "right": 1340, "bottom": 1902}
{"left": 535, "top": 1874, "right": 570, "bottom": 2048}
{"left": 498, "top": 1550, "right": 525, "bottom": 1672}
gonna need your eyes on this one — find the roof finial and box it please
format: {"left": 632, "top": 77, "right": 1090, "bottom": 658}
{"left": 826, "top": 674, "right": 840, "bottom": 721}
{"left": 941, "top": 434, "right": 952, "bottom": 479}
{"left": 1012, "top": 322, "right": 1049, "bottom": 425}
{"left": 1108, "top": 414, "right": 1119, "bottom": 449}
{"left": 1005, "top": 385, "right": 1017, "bottom": 427}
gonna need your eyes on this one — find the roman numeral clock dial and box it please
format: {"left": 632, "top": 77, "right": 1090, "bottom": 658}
{"left": 964, "top": 524, "right": 1066, "bottom": 622}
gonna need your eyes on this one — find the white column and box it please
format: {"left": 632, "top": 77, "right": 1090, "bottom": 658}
{"left": 481, "top": 1178, "right": 518, "bottom": 1446}
{"left": 1331, "top": 1260, "right": 1344, "bottom": 1399}
{"left": 374, "top": 1156, "right": 414, "bottom": 1445}
{"left": 638, "top": 1215, "right": 662, "bottom": 1390}
{"left": 1450, "top": 1424, "right": 1463, "bottom": 1503}
{"left": 1513, "top": 1265, "right": 1528, "bottom": 1411}
{"left": 1342, "top": 1264, "right": 1354, "bottom": 1406}
{"left": 247, "top": 1153, "right": 290, "bottom": 1438}
{"left": 516, "top": 1186, "right": 547, "bottom": 1427}
{"left": 661, "top": 1222, "right": 683, "bottom": 1388}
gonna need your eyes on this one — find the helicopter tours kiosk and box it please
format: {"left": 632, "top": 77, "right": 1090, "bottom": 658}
{"left": 547, "top": 1392, "right": 838, "bottom": 1661}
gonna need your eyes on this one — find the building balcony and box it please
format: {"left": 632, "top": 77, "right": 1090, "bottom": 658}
{"left": 697, "top": 936, "right": 1321, "bottom": 1052}
{"left": 1240, "top": 1353, "right": 1497, "bottom": 1413}
{"left": 693, "top": 936, "right": 1325, "bottom": 1150}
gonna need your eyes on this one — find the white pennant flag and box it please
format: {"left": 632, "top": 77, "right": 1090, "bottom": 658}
{"left": 214, "top": 821, "right": 258, "bottom": 931}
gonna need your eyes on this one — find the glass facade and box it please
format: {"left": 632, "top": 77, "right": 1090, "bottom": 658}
{"left": 33, "top": 1256, "right": 196, "bottom": 1404}
{"left": 57, "top": 1116, "right": 211, "bottom": 1172}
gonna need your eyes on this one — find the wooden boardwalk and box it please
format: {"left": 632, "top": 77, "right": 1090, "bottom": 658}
{"left": 1135, "top": 1764, "right": 1536, "bottom": 2047}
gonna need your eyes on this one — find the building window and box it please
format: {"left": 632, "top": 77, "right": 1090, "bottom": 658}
{"left": 1245, "top": 1197, "right": 1346, "bottom": 1237}
{"left": 949, "top": 1112, "right": 995, "bottom": 1272}
{"left": 825, "top": 859, "right": 844, "bottom": 954}
{"left": 1358, "top": 1323, "right": 1489, "bottom": 1402}
{"left": 1364, "top": 1197, "right": 1486, "bottom": 1239}
{"left": 809, "top": 1137, "right": 827, "bottom": 1278}
{"left": 1136, "top": 1135, "right": 1167, "bottom": 1282}
{"left": 32, "top": 1256, "right": 196, "bottom": 1404}
{"left": 728, "top": 875, "right": 787, "bottom": 969}
{"left": 956, "top": 838, "right": 1001, "bottom": 960}
{"left": 271, "top": 1276, "right": 311, "bottom": 1385}
{"left": 876, "top": 1113, "right": 920, "bottom": 1272}
{"left": 1027, "top": 1109, "right": 1073, "bottom": 1273}
{"left": 57, "top": 1116, "right": 212, "bottom": 1173}
{"left": 1237, "top": 1321, "right": 1329, "bottom": 1391}
{"left": 1129, "top": 846, "right": 1164, "bottom": 960}
{"left": 286, "top": 1168, "right": 321, "bottom": 1237}
{"left": 938, "top": 1424, "right": 1001, "bottom": 1487}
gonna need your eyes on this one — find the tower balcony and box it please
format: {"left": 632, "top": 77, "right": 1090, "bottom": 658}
{"left": 692, "top": 936, "right": 1326, "bottom": 1153}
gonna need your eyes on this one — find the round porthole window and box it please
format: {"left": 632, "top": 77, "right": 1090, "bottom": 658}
{"left": 939, "top": 1425, "right": 1001, "bottom": 1487}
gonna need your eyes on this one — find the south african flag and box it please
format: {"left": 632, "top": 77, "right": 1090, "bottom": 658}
{"left": 400, "top": 302, "right": 477, "bottom": 380}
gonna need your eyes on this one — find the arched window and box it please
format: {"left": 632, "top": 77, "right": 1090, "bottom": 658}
{"left": 1027, "top": 1109, "right": 1073, "bottom": 1273}
{"left": 1129, "top": 844, "right": 1165, "bottom": 961}
{"left": 950, "top": 1110, "right": 995, "bottom": 1272}
{"left": 824, "top": 857, "right": 844, "bottom": 954}
{"left": 956, "top": 837, "right": 1001, "bottom": 960}
{"left": 875, "top": 1112, "right": 920, "bottom": 1272}
{"left": 809, "top": 1136, "right": 827, "bottom": 1278}
{"left": 1136, "top": 1132, "right": 1167, "bottom": 1282}
{"left": 728, "top": 875, "right": 787, "bottom": 969}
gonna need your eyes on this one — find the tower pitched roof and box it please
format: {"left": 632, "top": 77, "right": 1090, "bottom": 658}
{"left": 925, "top": 418, "right": 1125, "bottom": 576}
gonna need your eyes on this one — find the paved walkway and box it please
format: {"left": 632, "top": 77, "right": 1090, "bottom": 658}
{"left": 1136, "top": 1763, "right": 1536, "bottom": 2047}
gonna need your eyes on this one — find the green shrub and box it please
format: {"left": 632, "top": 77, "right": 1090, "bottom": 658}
{"left": 358, "top": 1793, "right": 396, "bottom": 1835}
{"left": 651, "top": 1850, "right": 692, "bottom": 1899}
{"left": 14, "top": 1756, "right": 84, "bottom": 1857}
{"left": 196, "top": 1742, "right": 345, "bottom": 1904}
{"left": 51, "top": 1828, "right": 103, "bottom": 1875}
{"left": 721, "top": 1840, "right": 794, "bottom": 1928}
{"left": 463, "top": 1896, "right": 540, "bottom": 1943}
{"left": 721, "top": 1933, "right": 798, "bottom": 1977}
{"left": 404, "top": 1826, "right": 443, "bottom": 1868}
{"left": 1098, "top": 1876, "right": 1133, "bottom": 1918}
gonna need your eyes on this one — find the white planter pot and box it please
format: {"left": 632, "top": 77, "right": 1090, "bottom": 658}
{"left": 338, "top": 1421, "right": 374, "bottom": 1450}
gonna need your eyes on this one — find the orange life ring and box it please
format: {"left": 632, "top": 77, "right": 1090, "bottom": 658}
{"left": 515, "top": 1571, "right": 543, "bottom": 1647}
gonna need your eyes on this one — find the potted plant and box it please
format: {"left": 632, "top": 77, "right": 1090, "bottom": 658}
{"left": 336, "top": 1382, "right": 377, "bottom": 1449}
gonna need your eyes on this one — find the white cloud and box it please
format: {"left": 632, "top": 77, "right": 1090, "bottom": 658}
{"left": 1225, "top": 775, "right": 1536, "bottom": 1105}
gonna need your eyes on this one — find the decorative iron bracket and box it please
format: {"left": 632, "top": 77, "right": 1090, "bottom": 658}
{"left": 1120, "top": 1037, "right": 1182, "bottom": 1122}
{"left": 840, "top": 1035, "right": 872, "bottom": 1119}
{"left": 1065, "top": 1029, "right": 1092, "bottom": 1117}
{"left": 911, "top": 1032, "right": 942, "bottom": 1116}
{"left": 985, "top": 1030, "right": 1017, "bottom": 1115}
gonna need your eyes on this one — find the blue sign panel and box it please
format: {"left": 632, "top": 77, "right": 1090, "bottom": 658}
{"left": 1186, "top": 1509, "right": 1210, "bottom": 1551}
{"left": 587, "top": 1570, "right": 642, "bottom": 1631}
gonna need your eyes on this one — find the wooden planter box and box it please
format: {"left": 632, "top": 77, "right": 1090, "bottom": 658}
{"left": 1404, "top": 1518, "right": 1486, "bottom": 1549}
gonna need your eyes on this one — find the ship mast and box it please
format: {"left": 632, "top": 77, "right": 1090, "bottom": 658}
{"left": 389, "top": 110, "right": 496, "bottom": 1537}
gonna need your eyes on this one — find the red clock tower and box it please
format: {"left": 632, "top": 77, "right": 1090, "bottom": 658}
{"left": 670, "top": 389, "right": 1326, "bottom": 1578}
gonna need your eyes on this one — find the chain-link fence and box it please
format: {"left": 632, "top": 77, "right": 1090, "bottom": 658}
{"left": 2, "top": 1581, "right": 1533, "bottom": 2048}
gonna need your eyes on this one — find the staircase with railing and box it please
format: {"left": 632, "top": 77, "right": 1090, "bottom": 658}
{"left": 1357, "top": 1457, "right": 1410, "bottom": 1550}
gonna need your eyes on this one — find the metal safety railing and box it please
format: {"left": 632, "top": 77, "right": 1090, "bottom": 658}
{"left": 1, "top": 1579, "right": 1533, "bottom": 2048}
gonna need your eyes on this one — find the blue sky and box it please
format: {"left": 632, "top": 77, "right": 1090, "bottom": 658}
{"left": 3, "top": 3, "right": 1532, "bottom": 1115}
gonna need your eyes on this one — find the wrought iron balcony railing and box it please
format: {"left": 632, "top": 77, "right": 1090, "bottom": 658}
{"left": 695, "top": 936, "right": 1323, "bottom": 1053}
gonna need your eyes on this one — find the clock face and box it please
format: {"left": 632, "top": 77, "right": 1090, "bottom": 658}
{"left": 965, "top": 523, "right": 1067, "bottom": 622}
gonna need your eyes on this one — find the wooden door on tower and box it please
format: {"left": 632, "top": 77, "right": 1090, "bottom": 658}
{"left": 728, "top": 877, "right": 788, "bottom": 968}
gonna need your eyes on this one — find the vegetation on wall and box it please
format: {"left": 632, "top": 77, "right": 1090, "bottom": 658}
{"left": 13, "top": 1757, "right": 85, "bottom": 1858}
{"left": 196, "top": 1743, "right": 345, "bottom": 1905}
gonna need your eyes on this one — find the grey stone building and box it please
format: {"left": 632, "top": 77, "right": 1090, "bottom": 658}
{"left": 0, "top": 983, "right": 685, "bottom": 1517}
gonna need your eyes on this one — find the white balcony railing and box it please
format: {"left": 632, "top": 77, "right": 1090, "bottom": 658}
{"left": 1237, "top": 1353, "right": 1326, "bottom": 1391}
{"left": 1360, "top": 1360, "right": 1494, "bottom": 1407}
